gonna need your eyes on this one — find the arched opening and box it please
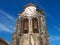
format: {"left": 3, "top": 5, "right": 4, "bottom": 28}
{"left": 32, "top": 18, "right": 39, "bottom": 33}
{"left": 23, "top": 19, "right": 28, "bottom": 34}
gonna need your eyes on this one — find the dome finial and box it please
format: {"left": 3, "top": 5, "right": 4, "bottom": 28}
{"left": 24, "top": 3, "right": 37, "bottom": 8}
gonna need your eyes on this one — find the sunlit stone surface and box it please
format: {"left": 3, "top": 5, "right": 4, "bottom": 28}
{"left": 10, "top": 3, "right": 49, "bottom": 45}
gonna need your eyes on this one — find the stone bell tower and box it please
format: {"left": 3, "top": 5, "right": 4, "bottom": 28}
{"left": 11, "top": 3, "right": 49, "bottom": 45}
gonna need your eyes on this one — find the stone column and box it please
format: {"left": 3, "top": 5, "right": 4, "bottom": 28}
{"left": 28, "top": 17, "right": 32, "bottom": 34}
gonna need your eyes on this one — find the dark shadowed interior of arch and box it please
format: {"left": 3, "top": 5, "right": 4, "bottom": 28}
{"left": 32, "top": 18, "right": 39, "bottom": 33}
{"left": 23, "top": 19, "right": 28, "bottom": 34}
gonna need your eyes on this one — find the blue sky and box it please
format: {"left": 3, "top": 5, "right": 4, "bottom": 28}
{"left": 0, "top": 0, "right": 60, "bottom": 45}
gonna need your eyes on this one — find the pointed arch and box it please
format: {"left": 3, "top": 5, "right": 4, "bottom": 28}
{"left": 23, "top": 18, "right": 28, "bottom": 34}
{"left": 32, "top": 18, "right": 39, "bottom": 33}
